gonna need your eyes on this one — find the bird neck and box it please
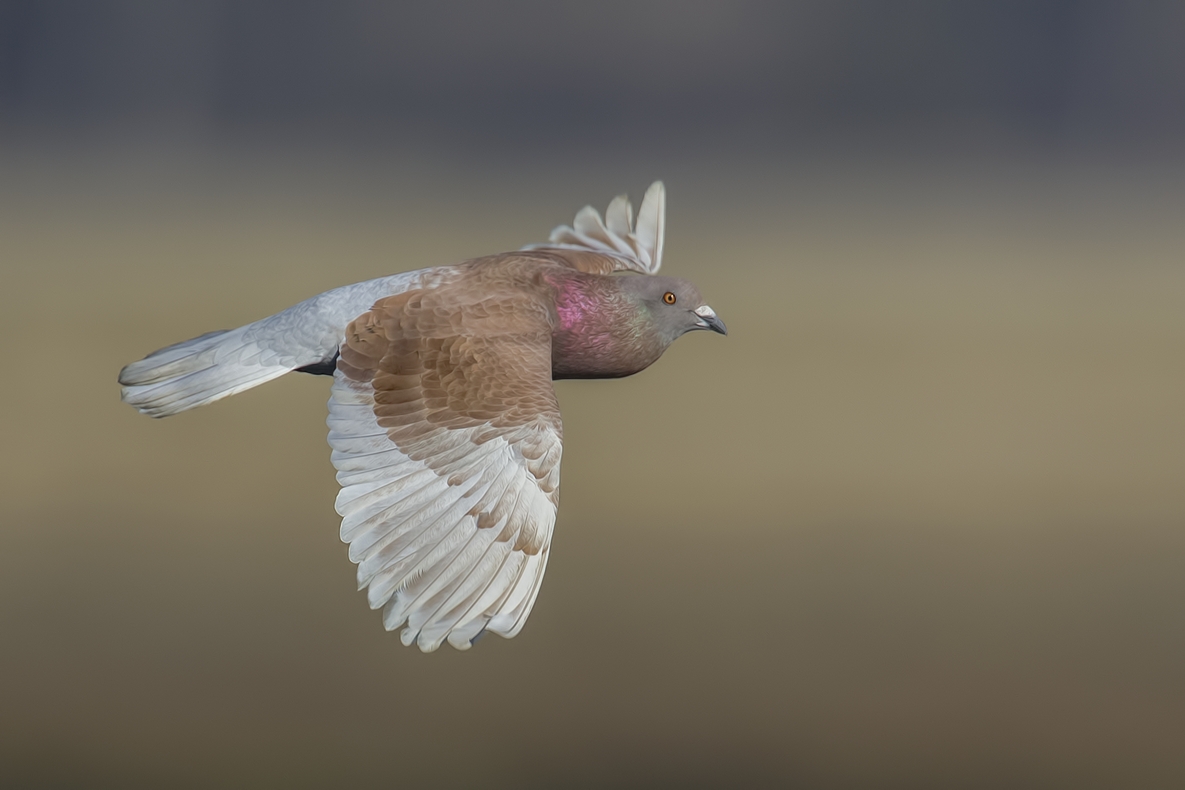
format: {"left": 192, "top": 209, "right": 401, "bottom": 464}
{"left": 548, "top": 274, "right": 666, "bottom": 380}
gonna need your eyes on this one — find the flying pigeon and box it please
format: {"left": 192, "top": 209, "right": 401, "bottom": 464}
{"left": 119, "top": 182, "right": 726, "bottom": 652}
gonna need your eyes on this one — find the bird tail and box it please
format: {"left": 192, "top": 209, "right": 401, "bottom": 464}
{"left": 118, "top": 269, "right": 435, "bottom": 419}
{"left": 118, "top": 326, "right": 296, "bottom": 418}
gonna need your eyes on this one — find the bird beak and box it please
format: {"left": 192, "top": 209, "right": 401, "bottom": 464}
{"left": 694, "top": 305, "right": 728, "bottom": 335}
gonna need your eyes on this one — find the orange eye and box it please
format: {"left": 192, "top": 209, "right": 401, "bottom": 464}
{"left": 663, "top": 292, "right": 677, "bottom": 305}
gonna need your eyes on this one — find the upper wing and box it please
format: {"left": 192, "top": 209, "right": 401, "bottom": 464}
{"left": 524, "top": 181, "right": 666, "bottom": 275}
{"left": 329, "top": 282, "right": 563, "bottom": 651}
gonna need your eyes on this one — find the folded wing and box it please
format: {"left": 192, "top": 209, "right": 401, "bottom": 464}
{"left": 330, "top": 282, "right": 563, "bottom": 651}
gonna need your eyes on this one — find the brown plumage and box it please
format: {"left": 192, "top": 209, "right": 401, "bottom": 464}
{"left": 119, "top": 182, "right": 726, "bottom": 651}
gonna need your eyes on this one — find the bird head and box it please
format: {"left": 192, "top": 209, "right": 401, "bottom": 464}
{"left": 620, "top": 274, "right": 727, "bottom": 345}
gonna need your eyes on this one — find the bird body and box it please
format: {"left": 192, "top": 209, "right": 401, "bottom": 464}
{"left": 120, "top": 182, "right": 725, "bottom": 651}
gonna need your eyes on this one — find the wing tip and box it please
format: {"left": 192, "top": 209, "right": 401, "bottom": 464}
{"left": 524, "top": 181, "right": 667, "bottom": 274}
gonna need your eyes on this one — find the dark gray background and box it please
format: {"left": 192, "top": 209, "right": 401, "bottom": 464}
{"left": 3, "top": 1, "right": 1183, "bottom": 153}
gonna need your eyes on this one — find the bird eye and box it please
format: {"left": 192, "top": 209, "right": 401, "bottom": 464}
{"left": 663, "top": 292, "right": 677, "bottom": 305}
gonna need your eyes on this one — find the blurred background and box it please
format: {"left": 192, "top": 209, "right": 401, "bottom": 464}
{"left": 2, "top": 2, "right": 1184, "bottom": 787}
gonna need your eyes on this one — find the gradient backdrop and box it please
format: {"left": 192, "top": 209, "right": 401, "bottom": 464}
{"left": 2, "top": 2, "right": 1184, "bottom": 788}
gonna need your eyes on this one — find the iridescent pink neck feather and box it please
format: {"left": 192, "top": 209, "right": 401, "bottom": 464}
{"left": 547, "top": 272, "right": 665, "bottom": 380}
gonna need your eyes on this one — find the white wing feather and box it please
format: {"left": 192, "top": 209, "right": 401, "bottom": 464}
{"left": 329, "top": 373, "right": 559, "bottom": 652}
{"left": 525, "top": 181, "right": 666, "bottom": 274}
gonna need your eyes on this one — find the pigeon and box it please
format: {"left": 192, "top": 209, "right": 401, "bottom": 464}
{"left": 119, "top": 182, "right": 726, "bottom": 652}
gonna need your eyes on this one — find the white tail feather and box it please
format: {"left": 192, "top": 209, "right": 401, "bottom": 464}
{"left": 119, "top": 326, "right": 297, "bottom": 417}
{"left": 118, "top": 270, "right": 432, "bottom": 418}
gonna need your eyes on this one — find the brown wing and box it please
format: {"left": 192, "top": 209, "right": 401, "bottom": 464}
{"left": 329, "top": 281, "right": 563, "bottom": 651}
